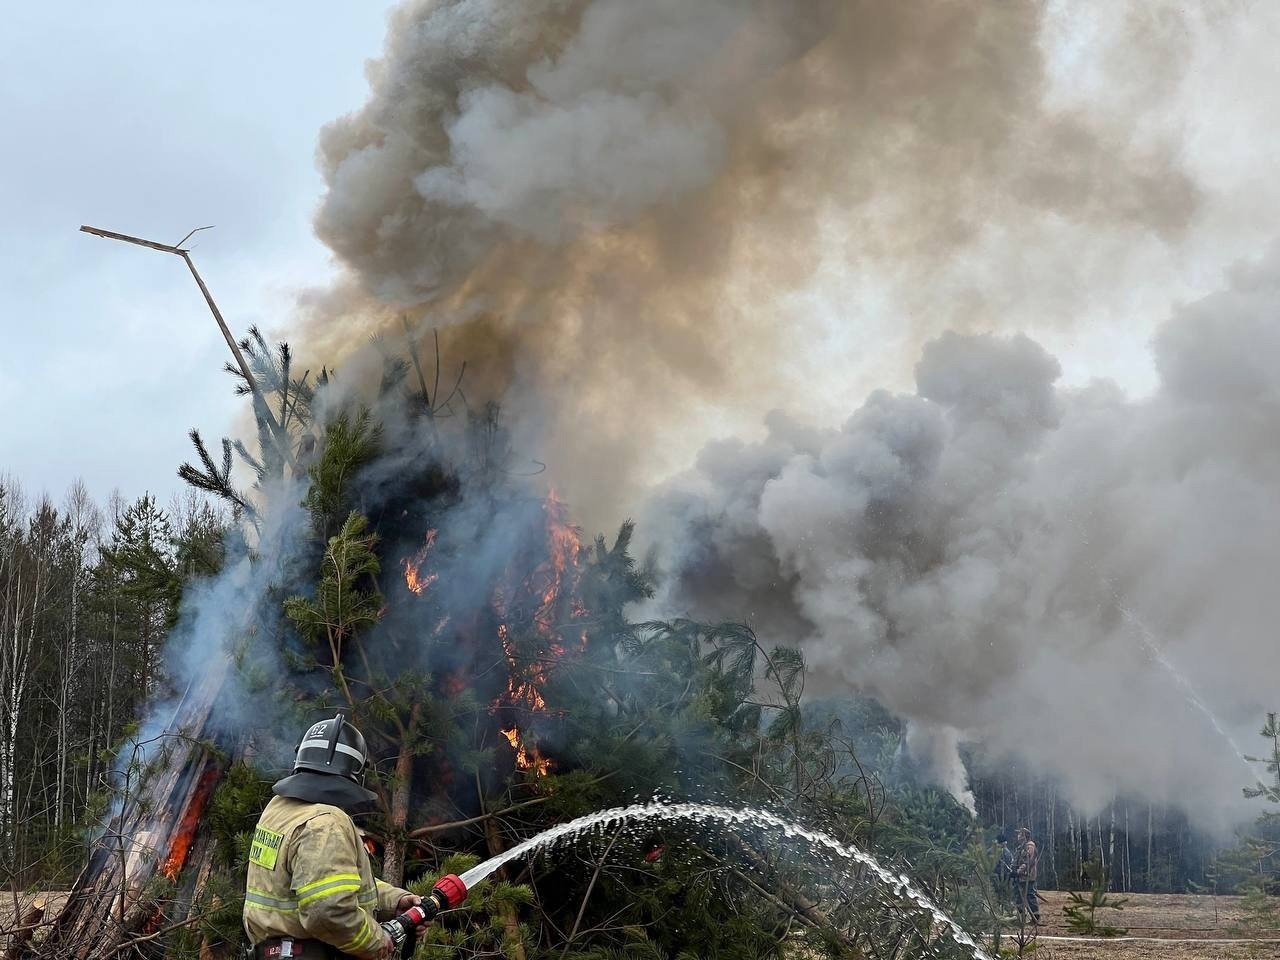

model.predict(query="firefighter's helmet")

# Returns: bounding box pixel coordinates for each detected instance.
[293,712,369,783]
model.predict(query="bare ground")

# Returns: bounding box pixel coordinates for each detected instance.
[0,892,70,954]
[5,890,1279,959]
[991,891,1280,960]
[0,891,70,923]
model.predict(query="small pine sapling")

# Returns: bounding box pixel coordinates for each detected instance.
[1062,855,1127,937]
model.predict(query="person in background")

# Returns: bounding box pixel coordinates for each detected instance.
[1012,826,1041,925]
[992,829,1016,907]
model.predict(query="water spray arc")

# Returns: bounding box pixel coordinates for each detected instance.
[1112,597,1256,781]
[457,801,994,960]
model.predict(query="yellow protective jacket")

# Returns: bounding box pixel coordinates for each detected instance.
[243,796,410,958]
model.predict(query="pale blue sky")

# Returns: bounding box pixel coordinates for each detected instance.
[0,3,393,508]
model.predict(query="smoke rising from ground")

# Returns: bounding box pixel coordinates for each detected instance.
[305,0,1202,524]
[647,254,1280,826]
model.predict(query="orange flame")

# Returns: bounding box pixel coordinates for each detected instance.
[533,491,584,635]
[497,623,549,711]
[500,725,552,776]
[403,529,439,594]
[161,761,221,881]
[404,564,438,594]
[489,493,592,775]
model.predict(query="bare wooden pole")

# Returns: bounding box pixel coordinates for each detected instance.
[79,223,293,468]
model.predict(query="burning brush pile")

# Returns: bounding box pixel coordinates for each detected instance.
[44,336,938,959]
[40,349,689,958]
[260,384,663,895]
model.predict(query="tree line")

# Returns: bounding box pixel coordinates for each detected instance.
[0,478,223,886]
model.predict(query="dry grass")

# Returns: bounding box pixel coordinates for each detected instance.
[1030,944,1277,959]
[1037,890,1253,938]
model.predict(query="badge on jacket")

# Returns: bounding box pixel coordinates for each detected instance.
[251,826,285,870]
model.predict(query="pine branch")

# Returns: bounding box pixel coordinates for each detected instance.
[177,429,254,520]
[231,439,266,483]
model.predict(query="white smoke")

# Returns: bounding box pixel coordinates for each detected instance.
[647,251,1280,828]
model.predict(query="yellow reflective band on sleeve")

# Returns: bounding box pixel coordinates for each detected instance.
[297,882,361,908]
[339,915,378,955]
[297,872,362,895]
[244,889,299,913]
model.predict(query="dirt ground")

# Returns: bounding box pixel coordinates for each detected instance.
[0,892,70,953]
[4,890,1278,958]
[991,891,1280,959]
[0,890,70,923]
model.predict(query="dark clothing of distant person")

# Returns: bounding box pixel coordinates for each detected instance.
[993,837,1017,906]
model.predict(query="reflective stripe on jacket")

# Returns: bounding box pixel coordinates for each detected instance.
[243,796,409,958]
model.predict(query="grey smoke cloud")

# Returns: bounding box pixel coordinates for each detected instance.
[304,0,1201,527]
[647,254,1280,827]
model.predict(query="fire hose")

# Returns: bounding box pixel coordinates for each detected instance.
[380,874,468,959]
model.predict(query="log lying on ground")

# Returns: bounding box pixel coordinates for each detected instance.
[4,901,47,960]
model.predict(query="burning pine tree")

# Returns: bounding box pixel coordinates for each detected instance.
[284,403,645,864]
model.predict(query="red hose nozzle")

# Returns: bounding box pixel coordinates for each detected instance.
[431,874,467,910]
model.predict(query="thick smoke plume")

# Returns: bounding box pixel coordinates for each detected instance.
[648,258,1280,827]
[305,0,1199,525]
[293,0,1274,824]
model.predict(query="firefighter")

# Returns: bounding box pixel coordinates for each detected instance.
[244,713,467,960]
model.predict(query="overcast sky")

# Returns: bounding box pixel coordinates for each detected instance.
[0,3,392,509]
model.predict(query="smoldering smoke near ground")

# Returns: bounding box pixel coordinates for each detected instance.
[292,0,1276,823]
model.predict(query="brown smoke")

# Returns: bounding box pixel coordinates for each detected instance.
[301,0,1199,527]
